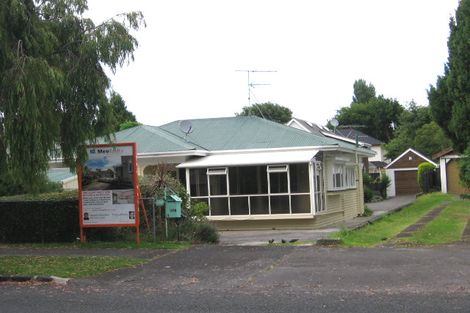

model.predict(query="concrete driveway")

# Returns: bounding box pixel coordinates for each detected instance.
[2,244,470,313]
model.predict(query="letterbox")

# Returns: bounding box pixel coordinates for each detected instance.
[165,194,182,218]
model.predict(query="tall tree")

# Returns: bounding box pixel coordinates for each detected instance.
[109,92,137,132]
[334,80,403,143]
[429,0,470,152]
[352,79,376,104]
[237,102,293,124]
[0,0,145,193]
[385,104,451,160]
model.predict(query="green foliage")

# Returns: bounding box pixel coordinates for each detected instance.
[0,0,145,193]
[0,190,77,201]
[352,79,376,104]
[429,0,470,153]
[329,193,453,247]
[139,165,218,243]
[110,92,137,132]
[385,102,451,160]
[458,146,470,189]
[364,186,374,203]
[237,102,293,124]
[334,80,403,143]
[0,255,145,278]
[417,162,436,193]
[119,121,141,131]
[191,223,219,244]
[378,174,391,199]
[361,206,373,217]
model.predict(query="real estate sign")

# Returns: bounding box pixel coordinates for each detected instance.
[78,143,139,241]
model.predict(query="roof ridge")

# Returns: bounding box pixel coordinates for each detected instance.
[140,125,203,151]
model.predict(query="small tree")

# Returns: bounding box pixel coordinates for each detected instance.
[417,162,436,193]
[459,146,470,190]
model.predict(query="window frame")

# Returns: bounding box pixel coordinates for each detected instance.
[190,163,312,217]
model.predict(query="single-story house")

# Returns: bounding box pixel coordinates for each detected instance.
[385,148,437,197]
[434,148,470,195]
[53,116,375,230]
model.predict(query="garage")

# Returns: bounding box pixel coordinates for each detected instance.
[385,148,437,197]
[394,170,420,195]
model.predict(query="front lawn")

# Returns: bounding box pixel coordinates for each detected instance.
[399,199,470,245]
[0,255,145,278]
[329,193,455,247]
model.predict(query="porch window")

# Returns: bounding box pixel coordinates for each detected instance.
[189,163,312,216]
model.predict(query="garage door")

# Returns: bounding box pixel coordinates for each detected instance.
[394,170,420,195]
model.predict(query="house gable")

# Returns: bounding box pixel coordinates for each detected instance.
[386,148,436,169]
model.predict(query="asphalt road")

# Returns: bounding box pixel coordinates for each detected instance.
[2,244,470,312]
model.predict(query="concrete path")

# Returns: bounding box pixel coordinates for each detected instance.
[219,195,416,246]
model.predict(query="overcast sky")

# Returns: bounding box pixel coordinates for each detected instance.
[86,0,460,127]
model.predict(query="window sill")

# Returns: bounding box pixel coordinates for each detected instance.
[327,187,357,193]
[207,213,315,221]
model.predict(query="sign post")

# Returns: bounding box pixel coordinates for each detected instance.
[78,143,140,244]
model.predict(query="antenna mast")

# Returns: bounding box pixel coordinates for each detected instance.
[236,69,277,107]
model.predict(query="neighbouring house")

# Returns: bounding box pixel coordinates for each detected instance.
[333,127,388,174]
[385,148,437,197]
[286,118,386,175]
[52,116,374,230]
[46,167,78,190]
[434,148,470,195]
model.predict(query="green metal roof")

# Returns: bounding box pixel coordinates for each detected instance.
[110,116,372,155]
[100,125,203,153]
[160,116,362,151]
[47,168,76,183]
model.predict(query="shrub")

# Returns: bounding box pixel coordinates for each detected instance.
[417,162,436,193]
[0,197,79,243]
[459,146,470,189]
[378,174,391,199]
[364,187,373,203]
[192,223,219,244]
[361,206,373,217]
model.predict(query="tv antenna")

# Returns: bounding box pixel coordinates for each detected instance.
[236,69,277,107]
[178,120,193,140]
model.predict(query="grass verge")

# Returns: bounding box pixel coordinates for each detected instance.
[329,193,454,247]
[3,241,191,250]
[0,255,145,278]
[399,199,470,245]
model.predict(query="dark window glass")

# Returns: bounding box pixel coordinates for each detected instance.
[270,195,289,214]
[269,172,288,193]
[229,166,268,195]
[178,168,186,186]
[209,175,227,195]
[190,169,207,196]
[230,197,249,215]
[289,163,309,193]
[291,195,310,213]
[210,197,229,215]
[250,196,269,214]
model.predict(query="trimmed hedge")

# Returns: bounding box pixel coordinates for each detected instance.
[0,199,79,243]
